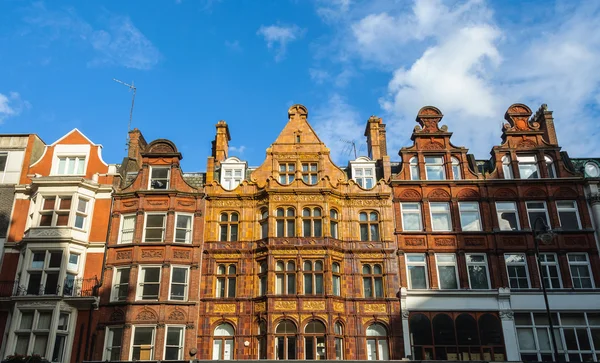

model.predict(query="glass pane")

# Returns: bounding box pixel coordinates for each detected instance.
[147,215,165,227]
[438,266,458,289]
[59,198,71,210]
[49,251,62,268]
[409,266,427,289]
[468,265,489,289]
[517,328,536,350]
[33,334,48,355]
[20,312,34,329]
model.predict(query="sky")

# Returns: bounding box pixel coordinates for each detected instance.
[1,0,600,171]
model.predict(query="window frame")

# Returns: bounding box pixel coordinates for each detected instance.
[458,202,482,232]
[504,253,530,289]
[451,157,461,180]
[330,209,339,239]
[219,212,239,242]
[276,208,296,238]
[118,214,136,244]
[142,213,167,243]
[332,262,341,296]
[164,325,185,361]
[538,253,562,289]
[400,202,422,231]
[303,260,324,295]
[279,163,296,185]
[567,253,595,289]
[221,167,244,190]
[302,207,322,237]
[38,195,72,228]
[517,155,539,179]
[148,166,170,190]
[111,267,130,302]
[406,253,429,289]
[302,162,318,185]
[465,253,491,289]
[174,213,193,243]
[275,260,296,295]
[129,325,157,361]
[545,155,556,178]
[359,211,380,241]
[362,263,384,298]
[215,263,237,298]
[556,200,582,230]
[26,249,63,296]
[353,166,376,189]
[502,155,513,179]
[103,326,124,361]
[496,201,520,231]
[424,155,446,180]
[136,266,162,301]
[409,156,420,180]
[525,201,550,229]
[429,202,452,232]
[55,155,87,176]
[168,265,189,301]
[435,254,459,290]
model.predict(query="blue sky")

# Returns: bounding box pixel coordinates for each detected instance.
[1,0,600,171]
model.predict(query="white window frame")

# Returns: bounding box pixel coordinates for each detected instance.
[525,201,550,229]
[567,253,595,288]
[221,168,244,190]
[143,213,167,243]
[465,253,491,289]
[435,253,459,289]
[148,166,170,190]
[37,195,73,227]
[458,202,482,231]
[406,253,428,289]
[451,157,461,180]
[118,214,136,244]
[168,265,189,301]
[539,253,562,289]
[496,201,520,231]
[129,325,157,361]
[424,155,446,180]
[103,326,124,361]
[350,158,377,189]
[409,156,419,180]
[26,249,64,296]
[545,155,556,178]
[400,202,422,231]
[504,253,530,289]
[517,155,539,179]
[174,213,193,243]
[502,154,513,179]
[429,202,452,231]
[111,267,130,302]
[73,197,89,230]
[556,200,582,230]
[164,325,185,361]
[136,266,162,301]
[55,155,87,175]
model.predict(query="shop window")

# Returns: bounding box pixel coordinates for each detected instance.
[366,323,389,360]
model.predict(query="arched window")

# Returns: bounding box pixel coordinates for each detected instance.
[330,209,339,239]
[478,314,503,346]
[260,209,268,239]
[366,323,389,360]
[359,212,380,241]
[332,262,341,296]
[305,321,327,360]
[409,156,420,180]
[502,155,513,179]
[275,320,297,360]
[302,208,322,237]
[432,314,456,359]
[362,264,384,298]
[276,208,295,237]
[257,321,267,359]
[213,323,234,360]
[259,262,268,296]
[334,322,344,360]
[456,314,479,346]
[409,314,433,360]
[303,260,323,295]
[545,155,556,178]
[219,213,239,241]
[276,260,296,295]
[451,157,461,180]
[216,264,236,298]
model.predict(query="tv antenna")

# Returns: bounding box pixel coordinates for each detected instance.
[340,139,357,159]
[113,78,137,149]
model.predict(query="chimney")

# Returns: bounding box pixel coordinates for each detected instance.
[127,128,147,164]
[364,116,387,161]
[206,120,231,183]
[534,104,558,146]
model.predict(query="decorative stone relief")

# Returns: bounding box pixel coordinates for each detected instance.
[405,238,425,246]
[333,302,344,312]
[499,310,514,320]
[141,250,163,258]
[213,304,236,313]
[274,301,297,310]
[363,304,387,313]
[400,189,421,200]
[303,301,325,311]
[110,309,125,322]
[173,250,191,259]
[465,238,484,246]
[435,238,455,246]
[168,309,186,321]
[255,302,266,313]
[428,189,451,200]
[136,309,157,321]
[116,250,132,260]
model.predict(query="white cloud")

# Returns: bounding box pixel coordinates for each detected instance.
[0,92,30,124]
[257,24,305,62]
[229,145,246,155]
[309,68,330,84]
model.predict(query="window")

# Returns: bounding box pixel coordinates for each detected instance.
[545,156,556,178]
[149,167,169,189]
[169,266,189,301]
[436,254,458,289]
[213,323,234,360]
[276,260,296,295]
[258,321,267,360]
[131,326,155,360]
[303,260,323,295]
[425,156,446,180]
[568,253,594,288]
[111,267,130,302]
[27,250,62,295]
[556,201,581,230]
[526,201,549,229]
[39,196,71,227]
[260,209,268,239]
[363,264,384,297]
[222,168,243,190]
[585,161,600,177]
[64,253,79,296]
[496,202,520,231]
[332,262,341,296]
[401,203,422,231]
[304,321,327,360]
[539,253,562,289]
[175,214,193,243]
[459,202,482,231]
[502,155,513,179]
[144,214,166,242]
[279,163,295,184]
[259,262,268,295]
[13,310,69,358]
[451,157,461,180]
[466,254,490,289]
[334,322,344,360]
[219,213,239,242]
[103,327,123,361]
[302,163,318,184]
[164,326,184,360]
[57,156,85,175]
[366,323,389,360]
[406,254,428,289]
[137,266,161,300]
[330,209,339,238]
[359,212,380,241]
[216,264,237,298]
[0,152,6,172]
[74,198,89,230]
[430,202,452,231]
[354,167,375,188]
[276,208,295,237]
[302,208,322,237]
[505,253,530,289]
[119,214,136,244]
[275,320,297,360]
[409,156,420,180]
[53,313,69,362]
[518,155,539,179]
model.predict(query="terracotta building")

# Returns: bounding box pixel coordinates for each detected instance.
[0,129,116,363]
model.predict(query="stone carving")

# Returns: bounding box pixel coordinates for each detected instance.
[168,309,186,321]
[136,309,157,321]
[405,238,425,246]
[428,189,451,200]
[178,200,194,207]
[517,140,537,149]
[255,302,266,313]
[400,189,421,200]
[141,250,163,258]
[274,301,297,310]
[494,188,517,199]
[123,201,138,207]
[499,311,514,320]
[173,250,190,259]
[401,309,410,319]
[416,106,444,133]
[357,253,384,259]
[148,140,176,153]
[457,189,480,199]
[524,187,546,198]
[213,304,236,313]
[554,187,578,199]
[435,238,455,246]
[303,301,325,311]
[147,200,168,206]
[110,309,125,322]
[363,304,387,313]
[504,104,537,132]
[503,237,523,246]
[211,253,241,259]
[422,141,444,150]
[333,302,344,312]
[465,238,484,246]
[565,236,587,246]
[28,228,71,238]
[116,250,132,260]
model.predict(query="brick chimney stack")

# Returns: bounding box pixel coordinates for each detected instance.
[364,115,391,180]
[127,128,147,165]
[206,120,231,183]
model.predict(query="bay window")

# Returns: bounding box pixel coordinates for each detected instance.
[174,213,193,243]
[169,266,189,301]
[118,214,136,244]
[302,207,322,237]
[303,260,323,295]
[27,250,62,295]
[276,260,296,295]
[359,211,380,241]
[362,263,384,297]
[216,264,237,298]
[276,208,295,237]
[219,212,239,242]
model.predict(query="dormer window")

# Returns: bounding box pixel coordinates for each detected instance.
[409,157,419,180]
[149,167,170,189]
[451,157,461,180]
[425,156,445,180]
[302,163,318,185]
[350,157,376,188]
[517,155,539,179]
[545,156,556,178]
[279,163,295,185]
[220,157,247,190]
[57,156,86,175]
[502,155,513,179]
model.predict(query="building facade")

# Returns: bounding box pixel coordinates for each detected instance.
[0,129,115,363]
